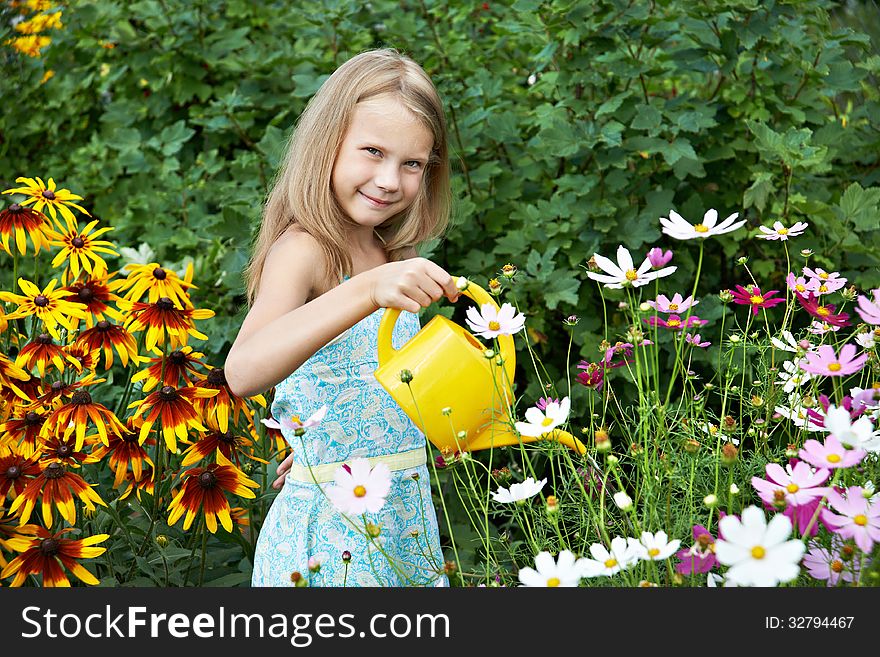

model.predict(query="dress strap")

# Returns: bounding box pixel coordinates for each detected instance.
[286,446,427,484]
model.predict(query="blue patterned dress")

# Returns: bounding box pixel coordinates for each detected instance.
[251,302,448,587]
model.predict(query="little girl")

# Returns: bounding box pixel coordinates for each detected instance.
[225,48,460,587]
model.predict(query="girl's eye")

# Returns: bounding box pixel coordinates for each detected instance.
[364,147,381,156]
[405,161,423,170]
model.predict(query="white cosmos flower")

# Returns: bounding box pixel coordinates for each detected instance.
[587,245,676,289]
[261,405,328,433]
[775,360,813,394]
[855,331,876,349]
[757,220,809,241]
[714,506,805,587]
[707,572,736,587]
[515,397,571,437]
[824,405,880,452]
[774,392,823,431]
[518,550,585,587]
[491,476,547,503]
[627,531,681,561]
[770,330,811,354]
[579,537,642,577]
[465,302,526,339]
[325,458,392,515]
[660,209,746,240]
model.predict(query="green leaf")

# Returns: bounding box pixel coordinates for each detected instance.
[658,138,698,166]
[631,104,662,132]
[836,183,880,231]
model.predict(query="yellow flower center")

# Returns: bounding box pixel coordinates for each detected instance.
[831,560,844,573]
[694,224,709,233]
[819,272,829,279]
[541,417,555,427]
[795,284,805,292]
[786,483,799,493]
[750,295,765,305]
[648,548,660,557]
[827,453,841,463]
[777,227,788,235]
[819,284,828,293]
[817,306,830,316]
[604,558,617,568]
[828,363,842,372]
[488,321,500,331]
[353,485,367,498]
[669,303,679,310]
[546,577,560,587]
[854,515,867,526]
[751,546,766,559]
[667,319,681,328]
[625,269,638,281]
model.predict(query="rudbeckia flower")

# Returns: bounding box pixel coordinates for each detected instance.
[74,320,141,370]
[9,461,106,527]
[326,458,392,515]
[660,208,746,240]
[0,277,88,341]
[0,453,42,500]
[190,367,266,434]
[0,410,48,459]
[180,421,265,469]
[61,265,126,329]
[464,302,525,339]
[115,261,197,308]
[128,384,219,452]
[46,215,118,283]
[0,527,108,587]
[167,451,259,533]
[0,202,54,256]
[14,333,82,377]
[0,353,35,403]
[121,297,214,351]
[43,386,127,450]
[2,176,90,226]
[586,245,676,289]
[518,550,585,587]
[131,345,206,392]
[514,397,570,438]
[36,433,99,469]
[89,418,155,488]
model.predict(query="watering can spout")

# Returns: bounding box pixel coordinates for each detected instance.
[465,427,586,455]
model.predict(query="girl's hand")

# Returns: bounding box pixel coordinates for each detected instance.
[367,257,460,313]
[272,453,295,490]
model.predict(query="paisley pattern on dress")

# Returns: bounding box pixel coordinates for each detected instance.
[251,303,448,587]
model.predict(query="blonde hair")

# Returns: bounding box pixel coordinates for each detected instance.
[244,48,451,306]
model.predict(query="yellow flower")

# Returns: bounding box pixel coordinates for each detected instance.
[14,11,63,34]
[5,35,51,57]
[115,261,197,308]
[2,177,90,226]
[47,215,119,283]
[0,278,88,341]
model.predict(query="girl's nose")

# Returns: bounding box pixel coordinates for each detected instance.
[374,162,400,192]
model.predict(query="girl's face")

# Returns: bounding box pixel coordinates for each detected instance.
[331,94,433,235]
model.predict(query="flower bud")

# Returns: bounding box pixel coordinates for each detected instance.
[729,483,740,495]
[399,369,414,384]
[736,256,748,265]
[728,334,741,343]
[563,315,580,326]
[365,522,381,538]
[772,489,787,510]
[483,349,495,359]
[606,454,619,466]
[721,443,738,465]
[639,302,652,312]
[155,535,168,548]
[501,263,517,279]
[613,491,633,511]
[441,407,452,416]
[545,495,559,516]
[751,395,764,407]
[718,289,734,303]
[488,278,502,295]
[455,276,470,292]
[308,557,321,573]
[341,550,352,563]
[703,494,718,508]
[842,285,858,301]
[444,561,458,575]
[290,571,308,587]
[800,249,813,257]
[594,427,611,452]
[618,301,629,310]
[586,256,599,272]
[684,438,701,454]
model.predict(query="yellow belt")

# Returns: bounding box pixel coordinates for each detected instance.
[286,446,427,484]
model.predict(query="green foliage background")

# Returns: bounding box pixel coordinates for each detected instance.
[3,0,879,400]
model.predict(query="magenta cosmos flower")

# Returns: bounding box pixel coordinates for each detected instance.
[751,461,831,536]
[799,435,866,471]
[856,289,880,325]
[800,344,868,377]
[730,285,785,316]
[794,292,850,327]
[821,486,880,554]
[646,247,673,268]
[674,524,718,574]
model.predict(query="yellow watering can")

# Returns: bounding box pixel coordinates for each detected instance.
[375,278,586,456]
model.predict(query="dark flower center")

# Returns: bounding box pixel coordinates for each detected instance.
[218,431,235,445]
[51,381,65,391]
[169,350,186,364]
[207,368,226,386]
[156,297,174,310]
[159,386,178,401]
[153,267,167,280]
[25,411,41,424]
[41,190,56,200]
[34,294,49,307]
[72,236,85,248]
[78,286,94,302]
[40,538,60,557]
[5,465,21,479]
[57,444,73,457]
[45,462,64,479]
[198,471,217,489]
[9,203,22,212]
[97,320,110,330]
[36,333,52,345]
[121,431,139,444]
[71,389,92,405]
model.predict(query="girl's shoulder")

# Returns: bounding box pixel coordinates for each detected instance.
[267,227,329,298]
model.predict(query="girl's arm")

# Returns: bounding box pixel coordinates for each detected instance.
[224,231,459,398]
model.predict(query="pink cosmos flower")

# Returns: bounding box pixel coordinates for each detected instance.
[798,435,866,471]
[794,292,850,328]
[535,397,560,411]
[647,292,698,314]
[326,458,392,515]
[807,320,841,335]
[821,486,880,554]
[855,289,880,325]
[802,536,859,587]
[786,272,812,296]
[685,333,711,348]
[730,285,785,316]
[261,406,328,435]
[643,314,707,331]
[674,524,718,574]
[646,247,673,268]
[803,267,847,294]
[800,344,868,377]
[751,461,831,536]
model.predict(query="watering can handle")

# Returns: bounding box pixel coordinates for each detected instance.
[377,277,515,370]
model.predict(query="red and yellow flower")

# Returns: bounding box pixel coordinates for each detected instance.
[0,353,32,403]
[61,343,100,374]
[167,451,259,533]
[47,215,119,282]
[0,410,47,459]
[2,176,90,225]
[74,320,140,370]
[118,467,154,502]
[61,265,126,329]
[0,453,42,500]
[0,202,53,255]
[42,386,127,450]
[9,460,106,527]
[36,433,99,469]
[1,526,108,587]
[130,345,205,392]
[127,384,218,452]
[181,420,266,469]
[121,297,214,352]
[0,277,88,341]
[115,261,197,308]
[15,333,82,377]
[89,418,154,488]
[190,366,265,433]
